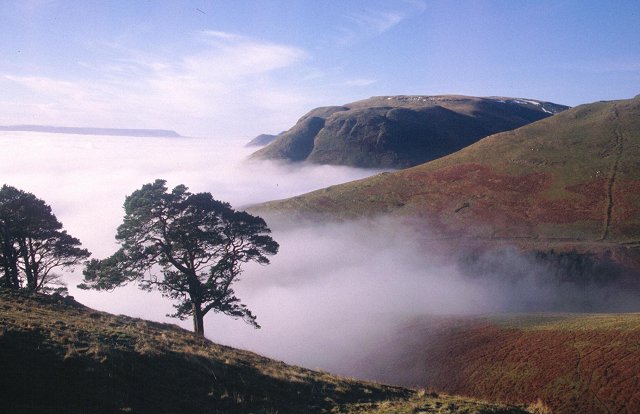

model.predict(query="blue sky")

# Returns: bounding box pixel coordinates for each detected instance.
[1,0,639,138]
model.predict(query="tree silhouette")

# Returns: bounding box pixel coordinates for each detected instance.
[79,179,279,336]
[0,185,90,292]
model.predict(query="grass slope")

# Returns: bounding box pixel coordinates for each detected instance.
[358,313,640,414]
[0,290,529,414]
[252,96,640,267]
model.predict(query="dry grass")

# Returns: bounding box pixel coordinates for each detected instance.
[251,96,640,270]
[361,313,640,414]
[491,312,640,331]
[0,290,530,413]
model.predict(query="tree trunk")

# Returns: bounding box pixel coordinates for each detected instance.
[2,250,20,289]
[192,302,205,336]
[1,234,20,289]
[18,239,37,291]
[0,224,20,289]
[1,266,13,288]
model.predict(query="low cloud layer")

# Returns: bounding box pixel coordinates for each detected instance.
[196,218,640,375]
[2,131,638,378]
[0,132,381,256]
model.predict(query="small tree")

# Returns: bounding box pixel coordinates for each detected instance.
[79,179,279,336]
[0,186,21,289]
[0,185,91,293]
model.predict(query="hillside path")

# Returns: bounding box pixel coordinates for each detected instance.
[601,104,624,241]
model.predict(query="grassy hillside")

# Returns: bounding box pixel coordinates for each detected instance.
[250,95,567,168]
[247,96,640,414]
[251,96,640,267]
[0,290,530,414]
[356,313,640,414]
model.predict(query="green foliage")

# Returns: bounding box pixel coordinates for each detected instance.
[80,179,279,335]
[0,184,90,293]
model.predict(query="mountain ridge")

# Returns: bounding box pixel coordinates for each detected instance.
[250,95,640,268]
[0,125,183,137]
[250,95,568,168]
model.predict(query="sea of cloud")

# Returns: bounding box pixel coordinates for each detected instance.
[0,131,403,367]
[0,131,382,254]
[2,131,638,379]
[0,131,487,374]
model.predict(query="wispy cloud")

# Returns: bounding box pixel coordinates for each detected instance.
[335,0,426,46]
[4,75,85,100]
[349,9,404,34]
[196,31,307,75]
[342,78,377,87]
[0,32,312,137]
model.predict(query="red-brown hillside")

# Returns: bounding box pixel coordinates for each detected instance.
[356,314,640,414]
[252,96,640,269]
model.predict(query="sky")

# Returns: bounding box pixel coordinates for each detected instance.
[1,0,639,138]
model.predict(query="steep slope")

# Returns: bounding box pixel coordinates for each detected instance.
[356,313,640,414]
[252,96,640,266]
[250,95,567,168]
[0,290,528,414]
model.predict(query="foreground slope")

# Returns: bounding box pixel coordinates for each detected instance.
[0,290,528,414]
[357,314,640,414]
[250,95,567,168]
[252,96,640,267]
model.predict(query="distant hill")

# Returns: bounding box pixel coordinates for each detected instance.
[245,132,283,147]
[0,290,529,414]
[250,96,640,269]
[355,313,640,414]
[249,95,568,168]
[0,125,183,137]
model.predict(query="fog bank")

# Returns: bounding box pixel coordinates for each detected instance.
[2,131,639,378]
[0,131,382,257]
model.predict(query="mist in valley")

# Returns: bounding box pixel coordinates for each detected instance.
[1,131,639,380]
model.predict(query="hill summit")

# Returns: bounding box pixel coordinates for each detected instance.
[250,95,568,168]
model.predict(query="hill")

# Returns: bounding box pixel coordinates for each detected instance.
[249,95,568,168]
[355,313,640,414]
[250,96,640,268]
[0,290,530,414]
[0,125,183,137]
[245,132,282,147]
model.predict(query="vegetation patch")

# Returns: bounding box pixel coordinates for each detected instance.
[357,313,640,414]
[250,96,640,271]
[0,290,531,413]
